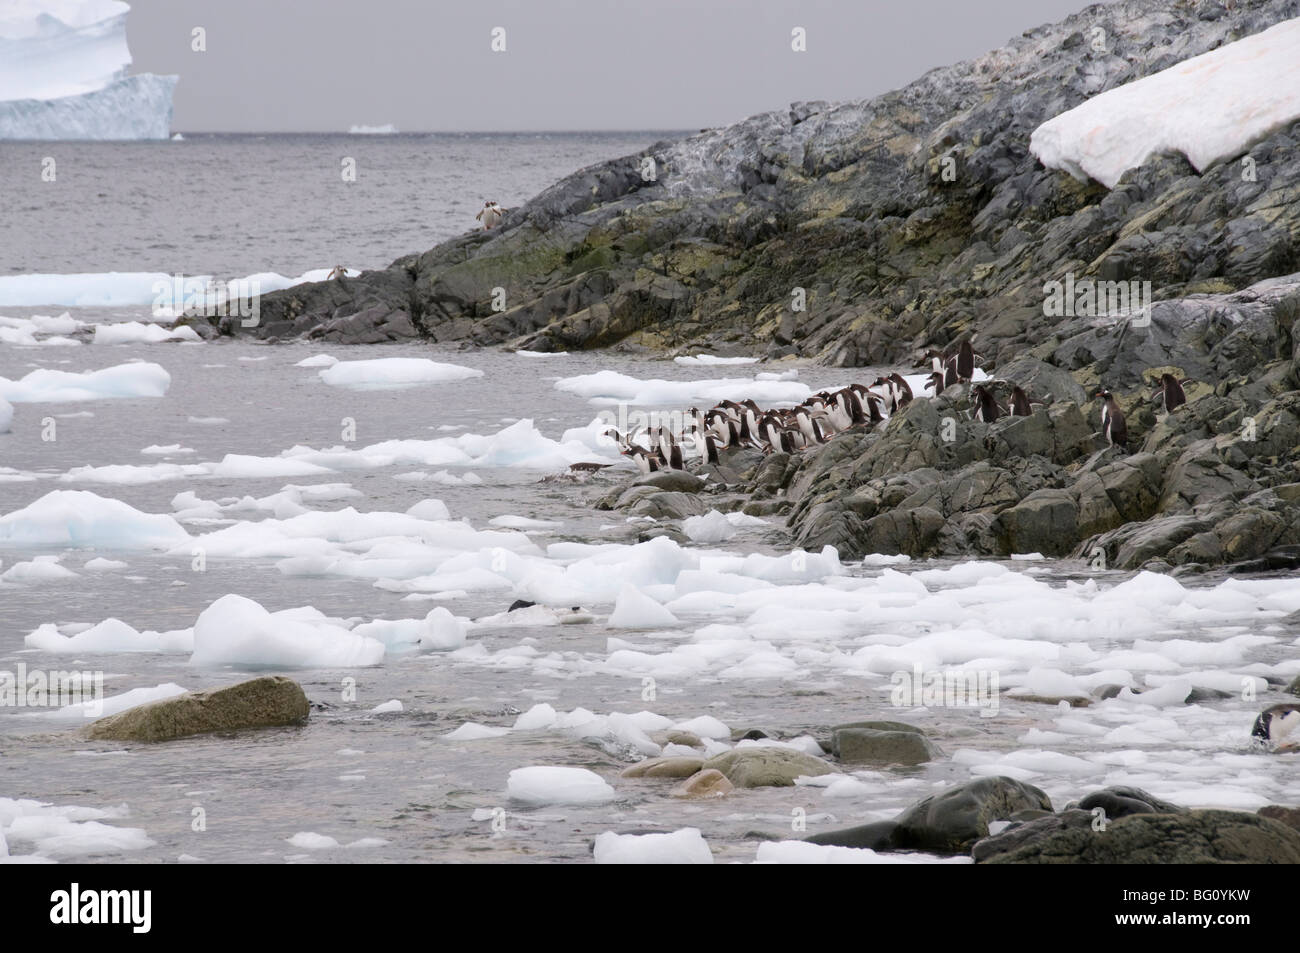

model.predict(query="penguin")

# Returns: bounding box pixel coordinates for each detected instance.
[1252,703,1300,750]
[1152,373,1189,413]
[887,372,913,407]
[327,265,349,281]
[1009,385,1046,417]
[622,445,660,474]
[970,383,1005,422]
[1096,390,1129,451]
[475,201,506,230]
[943,355,960,390]
[955,339,976,382]
[920,349,947,374]
[923,371,945,396]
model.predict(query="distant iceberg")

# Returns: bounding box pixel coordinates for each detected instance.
[349,124,398,135]
[0,0,177,140]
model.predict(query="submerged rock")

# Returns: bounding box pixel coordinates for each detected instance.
[703,747,839,788]
[672,769,734,799]
[83,676,310,743]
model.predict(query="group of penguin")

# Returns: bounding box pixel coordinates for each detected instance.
[606,340,1027,474]
[605,335,1197,475]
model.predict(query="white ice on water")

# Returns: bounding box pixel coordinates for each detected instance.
[0,361,169,402]
[0,796,154,861]
[593,828,714,864]
[1031,18,1300,189]
[506,766,617,806]
[0,268,354,308]
[317,357,484,390]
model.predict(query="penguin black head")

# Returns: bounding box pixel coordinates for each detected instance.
[1253,703,1300,747]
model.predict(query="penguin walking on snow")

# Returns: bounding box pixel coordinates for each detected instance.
[1096,390,1128,451]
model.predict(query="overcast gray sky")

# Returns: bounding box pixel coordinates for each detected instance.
[126,0,1099,132]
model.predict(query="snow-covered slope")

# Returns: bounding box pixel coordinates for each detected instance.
[0,0,176,140]
[1031,17,1300,189]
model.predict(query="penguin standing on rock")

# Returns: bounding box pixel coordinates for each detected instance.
[1152,373,1189,413]
[1096,390,1128,451]
[1252,703,1300,751]
[1009,385,1048,417]
[970,383,1006,422]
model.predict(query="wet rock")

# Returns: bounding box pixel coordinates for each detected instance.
[808,776,1052,855]
[83,676,309,743]
[1287,675,1300,698]
[634,471,707,493]
[663,730,703,747]
[672,769,734,799]
[832,727,940,766]
[621,756,705,779]
[703,747,839,788]
[978,809,1300,864]
[1257,805,1300,833]
[627,491,708,521]
[1071,785,1187,819]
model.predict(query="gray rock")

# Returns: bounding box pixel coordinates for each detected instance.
[808,776,1052,855]
[703,747,840,788]
[978,809,1300,864]
[833,727,940,766]
[83,676,309,743]
[1072,785,1187,819]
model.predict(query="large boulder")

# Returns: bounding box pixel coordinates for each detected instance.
[703,747,839,788]
[807,776,1052,854]
[977,809,1300,864]
[83,676,310,743]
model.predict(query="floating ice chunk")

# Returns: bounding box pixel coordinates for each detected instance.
[33,682,188,724]
[286,832,338,849]
[25,618,192,654]
[84,557,127,571]
[444,722,510,740]
[190,594,385,668]
[140,444,193,455]
[1007,667,1089,699]
[420,607,467,651]
[0,362,170,402]
[506,766,616,806]
[93,322,200,344]
[594,828,714,864]
[405,499,451,521]
[318,358,483,390]
[672,716,730,739]
[1031,19,1300,189]
[738,545,842,582]
[682,510,736,543]
[862,553,911,566]
[295,354,338,367]
[513,703,558,730]
[1,554,78,582]
[608,584,679,629]
[0,490,189,549]
[370,699,403,714]
[1119,678,1194,707]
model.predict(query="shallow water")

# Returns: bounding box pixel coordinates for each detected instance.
[2,333,1299,864]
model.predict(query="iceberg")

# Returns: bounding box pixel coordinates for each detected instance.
[0,1,177,140]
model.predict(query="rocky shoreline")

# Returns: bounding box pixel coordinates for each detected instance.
[179,0,1300,576]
